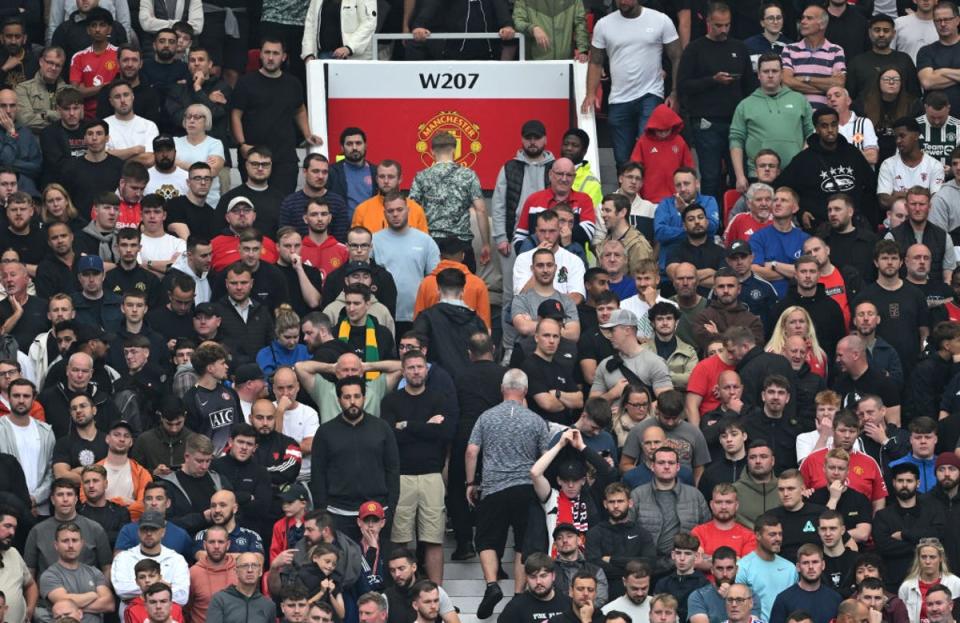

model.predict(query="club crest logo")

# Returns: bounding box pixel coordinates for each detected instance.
[416,111,482,168]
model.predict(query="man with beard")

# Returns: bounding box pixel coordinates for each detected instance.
[211,421,274,538]
[38,86,85,187]
[104,81,159,167]
[665,204,725,292]
[552,523,609,607]
[231,39,322,195]
[848,15,920,98]
[380,349,452,583]
[216,147,282,238]
[889,188,955,284]
[95,46,161,124]
[689,548,761,623]
[164,236,210,301]
[186,525,236,623]
[925,453,960,513]
[140,29,189,134]
[851,301,903,388]
[723,242,777,334]
[310,376,399,542]
[268,509,363,596]
[39,523,114,623]
[769,544,842,623]
[278,154,348,241]
[164,162,217,241]
[146,136,188,200]
[834,336,904,427]
[802,235,860,328]
[53,394,109,484]
[734,515,797,621]
[192,489,264,562]
[823,195,878,286]
[690,485,756,563]
[383,549,459,623]
[770,255,846,359]
[601,561,651,623]
[692,270,764,350]
[873,463,947,588]
[112,510,190,611]
[182,342,240,455]
[300,198,348,281]
[77,464,130,547]
[352,161,429,235]
[549,572,605,623]
[245,402,301,496]
[321,226,397,318]
[328,127,376,219]
[498,553,571,623]
[585,483,656,599]
[0,506,37,623]
[0,379,54,513]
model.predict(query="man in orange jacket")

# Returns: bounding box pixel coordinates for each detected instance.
[80,419,152,520]
[352,161,429,234]
[414,237,491,330]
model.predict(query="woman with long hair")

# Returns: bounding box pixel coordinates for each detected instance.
[40,184,85,231]
[899,538,960,623]
[766,306,828,377]
[256,305,311,378]
[612,384,653,450]
[857,67,922,161]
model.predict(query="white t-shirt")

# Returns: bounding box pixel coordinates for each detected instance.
[105,461,134,500]
[106,115,159,153]
[894,14,938,61]
[277,402,320,481]
[146,167,189,200]
[591,7,678,103]
[877,152,945,196]
[839,112,879,151]
[621,294,677,338]
[10,419,40,491]
[513,246,587,298]
[140,233,187,265]
[175,135,225,207]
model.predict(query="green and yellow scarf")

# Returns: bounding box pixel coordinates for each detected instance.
[338,315,380,379]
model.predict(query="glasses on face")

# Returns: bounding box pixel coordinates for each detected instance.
[0,369,16,378]
[626,401,649,409]
[935,16,958,23]
[554,172,575,179]
[881,77,901,83]
[185,113,205,121]
[725,597,749,605]
[348,243,371,249]
[764,15,783,21]
[248,161,272,169]
[190,176,214,183]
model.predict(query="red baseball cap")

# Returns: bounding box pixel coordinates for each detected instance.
[358,500,384,520]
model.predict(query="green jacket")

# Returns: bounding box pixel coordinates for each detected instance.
[513,0,590,61]
[14,74,65,132]
[641,337,698,390]
[729,86,813,178]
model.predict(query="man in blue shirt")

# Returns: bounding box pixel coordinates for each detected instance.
[749,187,810,297]
[688,547,763,623]
[654,167,721,277]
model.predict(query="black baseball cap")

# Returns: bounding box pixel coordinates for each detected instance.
[727,240,753,257]
[521,120,546,138]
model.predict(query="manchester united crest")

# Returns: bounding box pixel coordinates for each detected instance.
[416,111,482,168]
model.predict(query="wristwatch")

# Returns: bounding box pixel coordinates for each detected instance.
[555,389,562,399]
[771,261,778,274]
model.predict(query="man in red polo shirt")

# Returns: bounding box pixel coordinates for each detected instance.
[512,157,596,252]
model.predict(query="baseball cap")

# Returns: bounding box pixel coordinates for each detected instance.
[139,510,166,529]
[599,308,638,329]
[537,299,566,321]
[280,483,309,504]
[727,240,753,257]
[521,120,546,138]
[193,302,220,318]
[110,420,134,434]
[556,461,587,481]
[153,135,175,151]
[77,255,104,274]
[552,522,580,539]
[233,363,263,385]
[343,261,373,277]
[226,196,254,212]
[75,325,113,344]
[358,500,385,520]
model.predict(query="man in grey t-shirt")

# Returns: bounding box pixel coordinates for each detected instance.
[465,368,554,619]
[620,389,712,481]
[38,522,113,623]
[590,309,673,400]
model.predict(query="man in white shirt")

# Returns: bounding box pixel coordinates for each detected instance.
[272,366,318,483]
[139,195,187,278]
[111,510,190,618]
[878,117,945,212]
[513,210,586,304]
[145,136,188,200]
[894,0,938,61]
[0,379,54,515]
[105,81,158,167]
[827,86,879,165]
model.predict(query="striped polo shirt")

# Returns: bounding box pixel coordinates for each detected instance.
[781,37,846,109]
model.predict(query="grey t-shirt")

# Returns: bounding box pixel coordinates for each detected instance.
[38,562,107,623]
[591,350,673,395]
[468,400,553,497]
[505,290,579,350]
[622,418,712,468]
[24,515,112,577]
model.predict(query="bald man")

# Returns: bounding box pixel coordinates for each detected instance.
[295,352,402,423]
[724,584,757,623]
[192,490,264,564]
[835,599,870,623]
[620,424,696,488]
[834,335,902,425]
[207,552,275,623]
[273,366,319,483]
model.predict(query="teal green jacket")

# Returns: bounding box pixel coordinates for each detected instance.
[729,86,814,177]
[513,0,590,61]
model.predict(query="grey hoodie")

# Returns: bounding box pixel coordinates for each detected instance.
[205,585,275,623]
[931,178,960,247]
[491,148,556,244]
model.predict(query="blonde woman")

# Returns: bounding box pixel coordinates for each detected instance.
[899,538,960,623]
[175,103,225,207]
[40,184,84,231]
[765,306,828,378]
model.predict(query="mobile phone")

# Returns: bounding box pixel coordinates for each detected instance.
[601,450,611,458]
[729,73,741,78]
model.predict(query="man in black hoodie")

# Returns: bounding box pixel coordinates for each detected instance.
[412,268,487,378]
[776,107,877,231]
[769,255,847,359]
[585,482,656,598]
